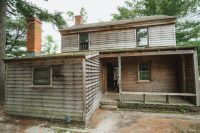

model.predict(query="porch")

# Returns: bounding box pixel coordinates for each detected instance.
[100,46,199,106]
[100,92,195,107]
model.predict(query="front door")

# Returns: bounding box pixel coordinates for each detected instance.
[107,63,119,92]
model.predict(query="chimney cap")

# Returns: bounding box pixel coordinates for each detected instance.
[27,17,42,24]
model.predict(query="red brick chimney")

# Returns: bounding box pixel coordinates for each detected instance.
[26,17,42,56]
[75,15,83,25]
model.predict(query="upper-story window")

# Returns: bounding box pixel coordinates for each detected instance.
[136,28,149,47]
[79,33,89,50]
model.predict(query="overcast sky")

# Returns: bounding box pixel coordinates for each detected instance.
[27,0,125,51]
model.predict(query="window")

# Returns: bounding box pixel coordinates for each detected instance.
[138,63,150,81]
[79,33,89,50]
[136,28,148,47]
[33,67,51,85]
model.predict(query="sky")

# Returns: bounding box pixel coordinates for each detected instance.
[26,0,125,51]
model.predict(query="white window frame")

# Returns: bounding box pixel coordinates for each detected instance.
[138,62,151,81]
[136,27,149,47]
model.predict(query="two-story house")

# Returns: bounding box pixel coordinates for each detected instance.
[4,15,199,123]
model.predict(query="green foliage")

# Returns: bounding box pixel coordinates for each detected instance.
[6,15,26,57]
[6,0,67,57]
[80,7,88,23]
[42,35,58,55]
[10,0,66,27]
[112,0,200,20]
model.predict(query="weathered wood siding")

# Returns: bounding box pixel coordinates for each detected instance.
[85,56,102,121]
[149,24,176,47]
[89,29,136,50]
[6,58,84,121]
[121,55,179,92]
[61,34,79,52]
[61,24,176,52]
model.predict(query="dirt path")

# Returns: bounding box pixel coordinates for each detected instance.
[1,103,200,133]
[87,109,200,133]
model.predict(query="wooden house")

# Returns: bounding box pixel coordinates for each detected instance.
[4,15,199,123]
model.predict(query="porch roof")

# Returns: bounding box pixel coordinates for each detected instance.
[4,51,99,62]
[99,46,198,58]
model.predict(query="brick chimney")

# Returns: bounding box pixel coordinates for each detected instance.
[75,15,83,25]
[26,17,42,56]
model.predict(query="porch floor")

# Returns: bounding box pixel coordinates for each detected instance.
[101,92,195,106]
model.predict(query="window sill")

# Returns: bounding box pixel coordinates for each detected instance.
[136,80,151,83]
[31,85,53,89]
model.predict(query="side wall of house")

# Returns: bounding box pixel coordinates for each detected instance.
[149,24,176,47]
[61,34,79,52]
[89,29,136,50]
[6,58,84,121]
[121,55,179,92]
[85,56,102,121]
[61,24,176,52]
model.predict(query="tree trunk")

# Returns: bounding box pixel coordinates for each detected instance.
[0,0,6,102]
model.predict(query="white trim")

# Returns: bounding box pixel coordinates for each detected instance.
[85,53,99,59]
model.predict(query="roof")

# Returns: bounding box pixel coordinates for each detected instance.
[99,46,197,54]
[4,51,99,62]
[4,46,197,62]
[60,15,177,34]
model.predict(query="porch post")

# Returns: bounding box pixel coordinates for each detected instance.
[193,50,200,106]
[118,56,122,102]
[181,55,186,93]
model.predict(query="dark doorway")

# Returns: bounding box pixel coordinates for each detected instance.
[107,63,119,92]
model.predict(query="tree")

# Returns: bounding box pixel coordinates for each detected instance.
[42,35,58,55]
[6,0,67,57]
[6,15,26,57]
[0,0,7,102]
[112,0,200,20]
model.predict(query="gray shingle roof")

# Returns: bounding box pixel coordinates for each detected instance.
[60,15,177,31]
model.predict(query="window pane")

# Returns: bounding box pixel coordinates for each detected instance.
[80,33,89,50]
[137,28,148,46]
[33,67,50,85]
[139,63,150,80]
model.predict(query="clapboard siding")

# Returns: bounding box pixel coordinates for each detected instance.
[6,58,84,121]
[61,34,79,52]
[90,29,136,50]
[85,56,102,120]
[61,24,176,52]
[149,24,176,46]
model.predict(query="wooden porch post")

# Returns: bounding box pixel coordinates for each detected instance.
[118,56,122,102]
[181,55,186,93]
[193,50,200,106]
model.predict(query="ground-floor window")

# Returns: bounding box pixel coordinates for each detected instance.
[138,63,150,81]
[33,67,51,85]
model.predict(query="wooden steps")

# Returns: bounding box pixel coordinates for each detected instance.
[100,93,119,111]
[100,105,118,111]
